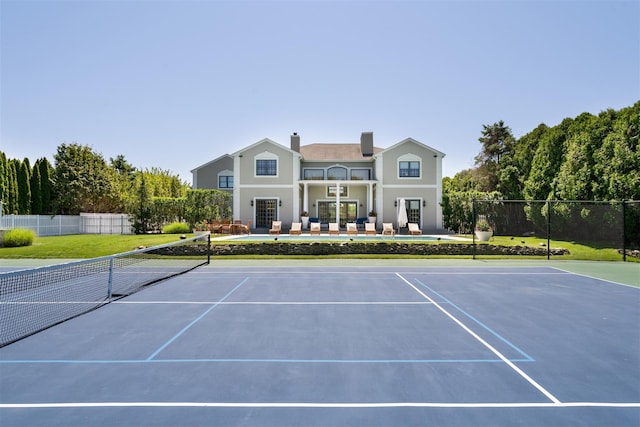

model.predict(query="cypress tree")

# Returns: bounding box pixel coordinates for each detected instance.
[17,161,31,214]
[38,158,53,214]
[31,161,43,214]
[7,161,18,214]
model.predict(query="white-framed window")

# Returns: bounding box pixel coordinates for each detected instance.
[303,169,324,180]
[327,166,348,180]
[218,170,234,189]
[255,151,278,177]
[350,169,370,180]
[398,154,422,178]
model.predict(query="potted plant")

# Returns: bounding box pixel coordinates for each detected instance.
[475,219,493,241]
[300,210,309,229]
[368,210,377,224]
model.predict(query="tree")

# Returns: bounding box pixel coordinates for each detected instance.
[6,161,18,214]
[474,121,515,191]
[53,143,115,214]
[30,163,42,214]
[37,158,54,214]
[0,152,6,213]
[17,160,31,214]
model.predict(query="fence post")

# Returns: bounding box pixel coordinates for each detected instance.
[472,199,476,260]
[622,200,627,262]
[207,233,211,264]
[547,200,551,260]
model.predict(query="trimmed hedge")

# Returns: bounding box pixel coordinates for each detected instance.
[3,228,35,247]
[162,222,192,234]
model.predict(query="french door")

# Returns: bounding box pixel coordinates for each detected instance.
[318,201,358,226]
[255,199,278,228]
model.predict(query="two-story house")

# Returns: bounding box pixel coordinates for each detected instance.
[191,132,445,232]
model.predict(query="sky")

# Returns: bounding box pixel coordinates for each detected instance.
[1,0,638,184]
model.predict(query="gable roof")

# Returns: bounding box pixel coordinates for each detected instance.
[300,143,383,161]
[379,138,446,158]
[190,153,233,173]
[231,138,300,157]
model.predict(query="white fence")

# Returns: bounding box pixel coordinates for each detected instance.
[0,213,133,236]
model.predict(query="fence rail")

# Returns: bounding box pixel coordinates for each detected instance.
[0,213,133,236]
[472,199,640,261]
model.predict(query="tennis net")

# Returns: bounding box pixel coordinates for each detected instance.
[0,234,210,347]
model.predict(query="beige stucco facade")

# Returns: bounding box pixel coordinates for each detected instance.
[191,133,445,232]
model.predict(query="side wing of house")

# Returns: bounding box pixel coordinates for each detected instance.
[190,154,234,191]
[376,138,445,231]
[232,139,300,228]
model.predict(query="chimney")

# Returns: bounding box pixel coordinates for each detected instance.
[291,132,300,152]
[360,132,373,157]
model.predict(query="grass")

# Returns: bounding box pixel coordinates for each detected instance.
[0,233,635,262]
[0,234,195,259]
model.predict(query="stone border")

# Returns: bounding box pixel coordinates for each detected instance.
[199,242,570,256]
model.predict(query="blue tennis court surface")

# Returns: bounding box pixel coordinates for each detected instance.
[1,265,638,426]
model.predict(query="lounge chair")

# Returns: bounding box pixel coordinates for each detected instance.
[382,223,395,236]
[269,221,282,235]
[310,222,321,235]
[408,223,422,235]
[290,222,302,235]
[208,220,221,233]
[346,223,358,236]
[220,219,231,234]
[328,223,340,235]
[239,220,251,234]
[364,222,377,235]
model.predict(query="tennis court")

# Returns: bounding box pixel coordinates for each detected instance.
[1,261,639,426]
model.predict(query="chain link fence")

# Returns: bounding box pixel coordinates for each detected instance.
[472,200,639,261]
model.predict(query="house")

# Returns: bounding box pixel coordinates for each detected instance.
[190,132,445,231]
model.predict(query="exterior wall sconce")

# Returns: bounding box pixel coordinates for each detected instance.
[250,200,253,207]
[394,200,397,207]
[279,200,282,207]
[423,200,426,207]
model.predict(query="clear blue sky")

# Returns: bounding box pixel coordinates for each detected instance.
[1,0,638,183]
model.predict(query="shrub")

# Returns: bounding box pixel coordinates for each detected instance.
[3,228,35,247]
[162,222,191,234]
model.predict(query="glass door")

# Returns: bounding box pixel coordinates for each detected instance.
[318,201,357,226]
[255,199,278,228]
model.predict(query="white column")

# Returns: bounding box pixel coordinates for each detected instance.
[335,181,341,225]
[303,182,309,213]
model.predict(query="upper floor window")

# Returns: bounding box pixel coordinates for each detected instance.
[255,151,279,177]
[398,154,421,178]
[218,175,233,189]
[256,159,277,176]
[327,166,347,180]
[304,169,324,180]
[350,169,370,180]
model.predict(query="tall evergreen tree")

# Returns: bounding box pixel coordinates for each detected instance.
[7,161,18,214]
[0,152,6,213]
[30,161,43,214]
[38,158,53,214]
[17,161,32,214]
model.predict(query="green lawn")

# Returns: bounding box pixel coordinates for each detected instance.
[0,234,193,258]
[0,233,635,262]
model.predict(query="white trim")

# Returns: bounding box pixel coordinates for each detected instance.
[382,184,438,189]
[254,151,279,178]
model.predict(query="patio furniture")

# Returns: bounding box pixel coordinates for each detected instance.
[328,223,340,235]
[364,222,377,235]
[269,221,282,235]
[290,222,302,235]
[310,222,321,235]
[408,223,422,235]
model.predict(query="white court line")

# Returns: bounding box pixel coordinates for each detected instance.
[113,301,434,305]
[395,273,562,405]
[1,401,638,409]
